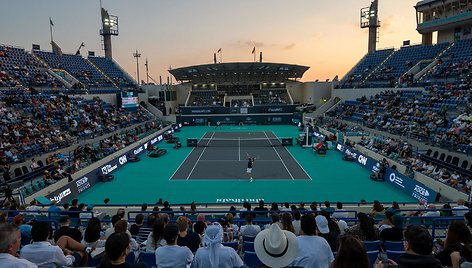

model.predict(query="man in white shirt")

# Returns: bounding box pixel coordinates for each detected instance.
[421,204,441,217]
[453,199,469,217]
[239,214,261,238]
[291,214,334,268]
[20,221,87,267]
[0,223,37,268]
[331,202,349,219]
[155,223,193,268]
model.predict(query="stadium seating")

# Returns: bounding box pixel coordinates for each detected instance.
[0,45,61,87]
[341,48,394,87]
[34,50,115,88]
[88,56,137,88]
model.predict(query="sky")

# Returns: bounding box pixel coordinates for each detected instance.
[0,0,424,82]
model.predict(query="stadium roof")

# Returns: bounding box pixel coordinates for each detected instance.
[168,62,310,84]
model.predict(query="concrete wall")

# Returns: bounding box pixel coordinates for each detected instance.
[82,94,117,105]
[438,28,455,44]
[176,84,192,106]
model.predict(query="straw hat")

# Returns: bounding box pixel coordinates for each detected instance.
[254,223,298,268]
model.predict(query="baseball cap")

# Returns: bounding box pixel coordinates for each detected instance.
[315,215,330,234]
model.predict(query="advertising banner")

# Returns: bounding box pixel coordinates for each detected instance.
[335,143,436,202]
[46,124,182,203]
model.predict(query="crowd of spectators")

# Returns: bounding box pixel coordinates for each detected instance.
[325,119,472,194]
[329,85,472,154]
[190,91,223,106]
[0,89,153,164]
[231,99,252,107]
[2,198,472,267]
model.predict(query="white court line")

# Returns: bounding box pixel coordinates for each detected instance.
[270,131,313,181]
[169,132,209,181]
[199,159,281,162]
[238,137,241,161]
[264,131,294,180]
[186,132,215,180]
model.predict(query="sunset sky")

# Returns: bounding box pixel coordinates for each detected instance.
[1,0,424,82]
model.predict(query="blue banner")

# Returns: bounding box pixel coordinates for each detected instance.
[45,124,182,203]
[335,143,437,202]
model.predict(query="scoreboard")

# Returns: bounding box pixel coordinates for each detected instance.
[121,91,139,108]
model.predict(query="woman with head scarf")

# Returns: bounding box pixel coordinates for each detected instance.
[192,223,243,268]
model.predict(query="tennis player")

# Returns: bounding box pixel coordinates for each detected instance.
[247,156,255,182]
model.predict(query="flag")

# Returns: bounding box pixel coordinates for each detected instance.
[217,48,221,53]
[49,17,54,27]
[252,47,255,54]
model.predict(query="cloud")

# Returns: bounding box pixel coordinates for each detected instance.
[282,43,296,50]
[236,40,296,50]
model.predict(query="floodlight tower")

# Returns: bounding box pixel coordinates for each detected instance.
[360,0,380,53]
[100,3,119,59]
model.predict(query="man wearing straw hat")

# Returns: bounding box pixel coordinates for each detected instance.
[254,223,299,268]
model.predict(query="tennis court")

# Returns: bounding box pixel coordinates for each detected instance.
[76,125,416,204]
[171,131,311,181]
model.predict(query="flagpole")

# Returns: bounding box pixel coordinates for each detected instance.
[253,48,256,62]
[220,49,222,63]
[49,18,53,44]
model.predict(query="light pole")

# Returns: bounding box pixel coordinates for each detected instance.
[133,50,141,85]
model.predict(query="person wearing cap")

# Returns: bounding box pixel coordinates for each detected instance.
[192,223,243,268]
[0,223,37,268]
[254,223,298,268]
[291,214,333,267]
[315,215,339,253]
[53,215,82,243]
[155,223,194,268]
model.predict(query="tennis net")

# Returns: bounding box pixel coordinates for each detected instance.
[187,137,292,147]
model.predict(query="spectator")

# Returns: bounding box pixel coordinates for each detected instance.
[323,201,335,214]
[53,216,82,243]
[82,217,106,249]
[239,213,261,238]
[380,214,404,243]
[21,221,88,267]
[281,212,295,234]
[99,232,146,268]
[129,214,144,237]
[345,212,379,241]
[453,199,469,217]
[372,200,385,217]
[292,210,302,236]
[332,201,348,219]
[378,225,442,268]
[68,199,81,218]
[253,200,269,217]
[12,215,32,247]
[192,223,243,268]
[435,221,472,266]
[0,223,37,267]
[331,235,370,268]
[176,216,200,253]
[315,215,339,252]
[291,214,333,267]
[155,223,193,268]
[145,219,166,252]
[161,201,174,218]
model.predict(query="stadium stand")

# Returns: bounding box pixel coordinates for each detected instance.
[0,45,62,88]
[34,50,115,88]
[88,56,137,88]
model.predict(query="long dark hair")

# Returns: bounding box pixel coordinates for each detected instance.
[84,217,101,243]
[445,221,472,247]
[358,212,378,241]
[330,235,370,268]
[152,219,165,248]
